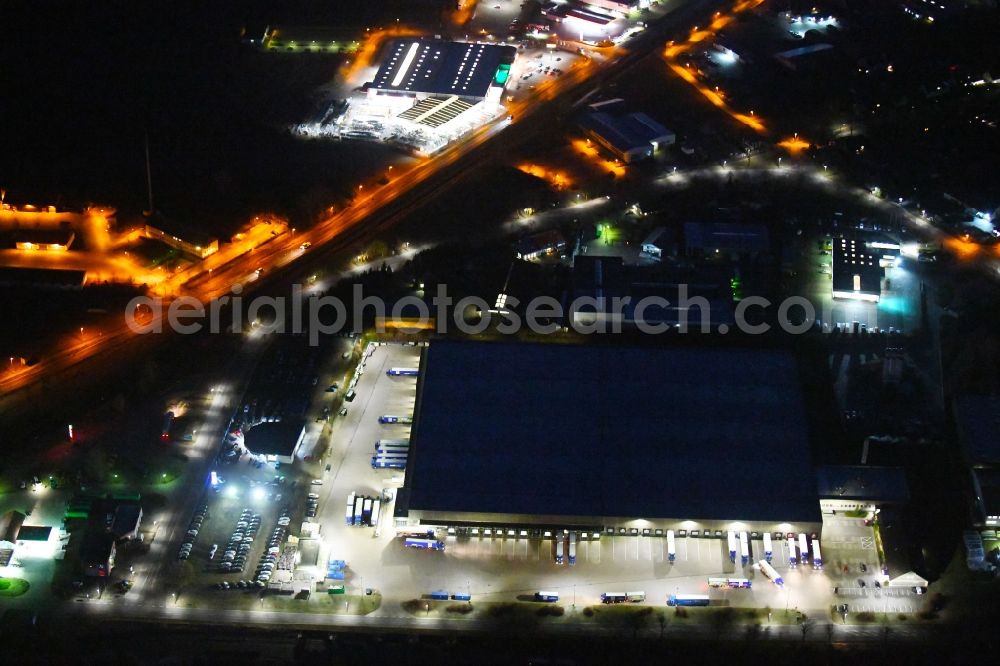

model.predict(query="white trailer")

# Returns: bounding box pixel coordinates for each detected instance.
[758,559,784,586]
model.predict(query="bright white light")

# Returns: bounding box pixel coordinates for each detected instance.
[224,485,238,498]
[832,290,879,303]
[392,42,421,87]
[252,487,266,501]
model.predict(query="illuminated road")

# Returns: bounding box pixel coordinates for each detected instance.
[46,593,952,645]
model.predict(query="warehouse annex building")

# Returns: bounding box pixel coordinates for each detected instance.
[396,340,822,536]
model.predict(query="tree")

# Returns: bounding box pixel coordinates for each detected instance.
[800,617,814,641]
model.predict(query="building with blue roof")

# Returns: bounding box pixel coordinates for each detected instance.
[684,222,770,257]
[578,110,675,163]
[396,340,822,534]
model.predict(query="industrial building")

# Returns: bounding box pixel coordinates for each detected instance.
[516,229,567,260]
[11,228,75,251]
[396,340,822,535]
[0,267,86,289]
[243,421,306,465]
[684,222,770,258]
[368,39,516,106]
[578,107,675,163]
[566,256,735,330]
[832,237,881,302]
[955,395,1000,527]
[816,465,910,514]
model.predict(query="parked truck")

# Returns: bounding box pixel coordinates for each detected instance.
[758,559,784,586]
[345,492,356,525]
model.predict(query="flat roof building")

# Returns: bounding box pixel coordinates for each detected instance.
[955,395,1000,527]
[80,531,116,577]
[0,267,86,289]
[516,229,567,261]
[579,110,675,163]
[567,256,735,330]
[369,39,516,103]
[11,228,75,251]
[684,222,770,257]
[244,421,306,465]
[832,237,881,302]
[816,465,910,514]
[111,504,143,541]
[0,511,26,550]
[398,340,821,533]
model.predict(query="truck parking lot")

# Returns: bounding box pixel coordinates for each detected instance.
[154,342,926,618]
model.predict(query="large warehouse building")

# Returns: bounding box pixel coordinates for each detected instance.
[368,39,516,108]
[396,340,823,536]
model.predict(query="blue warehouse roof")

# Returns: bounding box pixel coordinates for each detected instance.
[579,111,674,154]
[405,340,820,524]
[685,222,770,253]
[370,39,516,98]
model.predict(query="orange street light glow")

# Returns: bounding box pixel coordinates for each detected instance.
[668,64,766,132]
[663,0,768,135]
[516,164,575,190]
[944,237,980,260]
[777,137,811,152]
